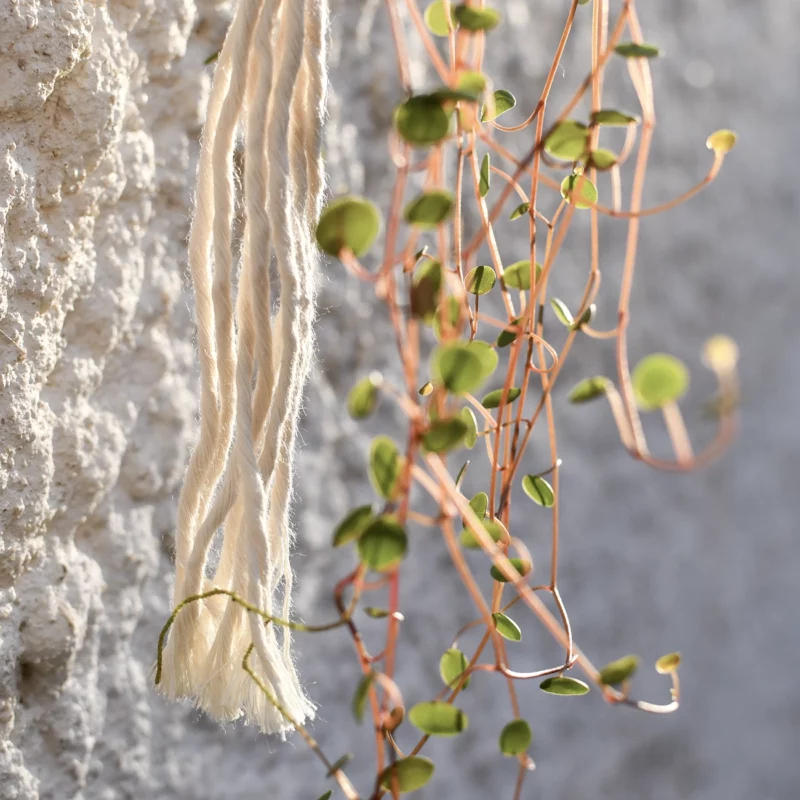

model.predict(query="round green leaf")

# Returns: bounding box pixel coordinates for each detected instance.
[461,407,478,448]
[470,340,499,378]
[440,648,471,689]
[457,70,487,95]
[333,504,375,547]
[395,95,452,147]
[358,516,408,572]
[352,671,375,723]
[424,0,456,36]
[539,676,590,696]
[497,317,522,348]
[544,120,589,161]
[522,475,554,508]
[599,654,640,686]
[423,418,468,453]
[482,89,516,122]
[550,298,574,327]
[409,701,468,736]
[589,148,618,170]
[591,108,640,126]
[379,757,435,793]
[432,342,485,395]
[706,129,737,154]
[492,612,522,642]
[490,557,531,583]
[571,303,596,331]
[509,202,530,221]
[499,719,532,756]
[348,373,382,419]
[465,265,497,295]
[479,153,491,197]
[481,386,521,409]
[632,353,690,410]
[469,491,489,518]
[403,190,455,228]
[453,5,501,31]
[460,517,507,549]
[411,259,444,323]
[655,652,682,674]
[316,196,381,257]
[503,260,541,290]
[369,436,401,499]
[568,376,610,404]
[561,173,598,209]
[432,295,464,340]
[615,41,661,58]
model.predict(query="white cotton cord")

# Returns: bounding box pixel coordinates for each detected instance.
[160,0,330,736]
[160,1,259,701]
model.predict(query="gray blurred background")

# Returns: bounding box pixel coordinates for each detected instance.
[147,2,800,798]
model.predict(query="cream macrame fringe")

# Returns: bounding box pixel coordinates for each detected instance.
[157,0,329,734]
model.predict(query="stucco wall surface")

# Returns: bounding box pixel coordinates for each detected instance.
[1,2,798,799]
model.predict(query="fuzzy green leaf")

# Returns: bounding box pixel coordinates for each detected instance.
[348,373,382,419]
[568,376,610,403]
[490,557,531,583]
[632,354,689,410]
[403,190,455,228]
[482,89,516,122]
[615,41,661,58]
[461,407,478,449]
[369,436,401,499]
[503,260,541,291]
[460,517,507,549]
[357,517,408,572]
[332,505,375,548]
[394,95,452,147]
[599,654,640,685]
[423,418,468,453]
[379,757,435,793]
[352,671,375,723]
[544,120,589,161]
[316,196,381,257]
[453,5,501,31]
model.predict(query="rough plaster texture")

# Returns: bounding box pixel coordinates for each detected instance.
[0,1,798,799]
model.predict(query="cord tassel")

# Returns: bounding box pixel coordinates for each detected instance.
[157,0,329,735]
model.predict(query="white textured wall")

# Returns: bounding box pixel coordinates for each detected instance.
[1,2,798,799]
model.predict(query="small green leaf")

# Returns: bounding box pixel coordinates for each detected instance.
[615,41,661,58]
[411,259,443,322]
[364,606,391,618]
[424,0,457,36]
[655,652,682,674]
[430,87,481,103]
[481,89,516,122]
[490,558,531,583]
[469,491,489,518]
[433,342,491,395]
[539,676,590,696]
[503,260,541,291]
[316,196,381,257]
[522,475,554,507]
[352,671,375,723]
[369,436,401,499]
[394,95,452,147]
[509,202,531,221]
[440,648,471,689]
[497,317,523,348]
[348,373,382,419]
[461,407,478,448]
[631,353,690,411]
[492,612,522,642]
[457,70,487,95]
[327,754,353,777]
[571,303,596,330]
[453,5,501,31]
[479,153,491,197]
[481,387,521,409]
[589,148,618,170]
[465,265,496,295]
[561,172,598,209]
[380,758,435,794]
[706,129,737,154]
[599,654,640,685]
[499,719,532,756]
[423,418,468,453]
[204,50,220,65]
[460,517,507,549]
[568,376,610,403]
[578,0,592,5]
[315,791,333,800]
[358,516,408,572]
[409,701,469,736]
[403,190,455,228]
[419,381,434,396]
[550,298,574,327]
[591,108,640,126]
[455,460,469,488]
[432,295,464,340]
[470,340,499,378]
[333,505,375,547]
[544,120,589,161]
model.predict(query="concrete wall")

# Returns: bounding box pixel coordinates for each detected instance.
[1,1,797,798]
